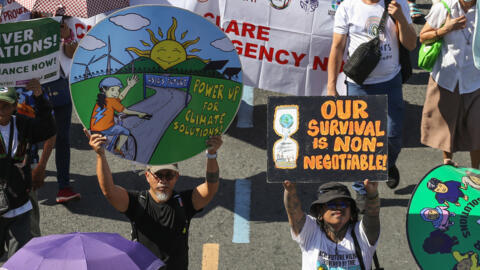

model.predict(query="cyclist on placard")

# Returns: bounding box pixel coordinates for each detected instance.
[90,75,149,157]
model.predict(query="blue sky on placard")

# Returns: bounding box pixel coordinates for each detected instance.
[71,5,241,82]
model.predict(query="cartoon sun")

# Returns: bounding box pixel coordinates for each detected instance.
[127,17,208,70]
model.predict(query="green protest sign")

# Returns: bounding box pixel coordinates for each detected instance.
[407,165,480,269]
[70,5,242,165]
[0,18,60,87]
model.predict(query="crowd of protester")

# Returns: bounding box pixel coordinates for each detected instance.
[0,0,479,268]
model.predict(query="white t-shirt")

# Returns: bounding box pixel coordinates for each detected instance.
[426,0,479,94]
[292,215,378,270]
[0,116,32,218]
[334,0,412,84]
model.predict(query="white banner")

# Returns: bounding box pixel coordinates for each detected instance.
[59,0,344,95]
[61,15,106,77]
[0,0,30,24]
[219,0,346,96]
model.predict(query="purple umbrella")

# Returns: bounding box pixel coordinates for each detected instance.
[2,232,164,270]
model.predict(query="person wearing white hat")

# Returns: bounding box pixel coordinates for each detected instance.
[86,130,222,270]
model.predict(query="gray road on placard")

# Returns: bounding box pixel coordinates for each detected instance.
[123,87,190,164]
[4,1,470,268]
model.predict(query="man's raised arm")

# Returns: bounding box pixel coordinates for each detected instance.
[192,136,222,210]
[85,129,129,212]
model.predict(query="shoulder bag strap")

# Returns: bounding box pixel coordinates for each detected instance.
[376,1,390,37]
[1,119,15,188]
[131,190,148,241]
[0,126,6,156]
[433,0,451,31]
[136,190,148,218]
[373,251,383,270]
[351,224,366,270]
[173,193,184,208]
[7,118,14,161]
[440,0,451,15]
[174,192,190,234]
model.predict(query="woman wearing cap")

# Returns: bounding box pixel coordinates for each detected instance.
[283,180,380,269]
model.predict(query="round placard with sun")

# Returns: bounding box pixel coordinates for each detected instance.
[126,17,207,70]
[70,5,242,165]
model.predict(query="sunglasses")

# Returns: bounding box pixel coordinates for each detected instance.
[325,200,350,209]
[150,171,176,181]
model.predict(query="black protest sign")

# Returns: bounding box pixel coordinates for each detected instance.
[267,96,388,183]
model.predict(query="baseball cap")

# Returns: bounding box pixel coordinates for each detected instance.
[309,182,356,216]
[0,87,18,104]
[148,164,179,174]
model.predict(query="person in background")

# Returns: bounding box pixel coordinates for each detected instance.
[28,12,80,203]
[419,0,480,169]
[5,12,79,240]
[408,0,424,24]
[327,0,417,189]
[15,80,55,237]
[0,87,56,258]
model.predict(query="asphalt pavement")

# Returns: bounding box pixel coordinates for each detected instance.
[9,0,475,268]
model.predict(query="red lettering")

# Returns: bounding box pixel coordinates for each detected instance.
[241,22,256,38]
[75,24,92,39]
[203,13,222,28]
[216,16,222,29]
[291,52,306,67]
[75,24,85,39]
[204,12,214,19]
[313,56,328,71]
[244,42,257,58]
[257,26,270,41]
[275,50,289,65]
[2,7,28,22]
[259,46,274,62]
[228,42,305,66]
[225,20,240,36]
[232,40,243,55]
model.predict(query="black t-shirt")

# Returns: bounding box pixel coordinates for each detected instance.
[124,190,201,270]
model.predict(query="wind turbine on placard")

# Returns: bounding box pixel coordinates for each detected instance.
[73,55,97,79]
[126,49,141,74]
[93,36,124,75]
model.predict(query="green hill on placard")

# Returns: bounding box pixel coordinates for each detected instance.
[116,57,224,78]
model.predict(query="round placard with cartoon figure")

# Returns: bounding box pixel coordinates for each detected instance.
[407,165,480,269]
[70,5,242,165]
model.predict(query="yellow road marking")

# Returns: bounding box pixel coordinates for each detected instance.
[202,243,219,270]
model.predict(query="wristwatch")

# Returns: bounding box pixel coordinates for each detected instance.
[206,150,217,159]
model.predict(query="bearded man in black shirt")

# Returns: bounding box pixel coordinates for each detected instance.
[86,130,222,269]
